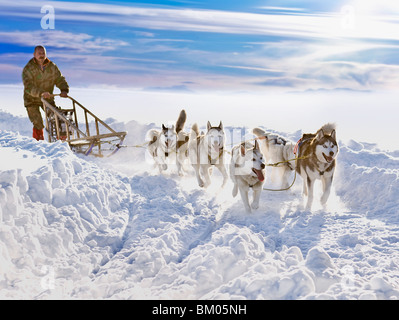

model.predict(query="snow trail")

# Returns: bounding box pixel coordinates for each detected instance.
[1,111,399,299]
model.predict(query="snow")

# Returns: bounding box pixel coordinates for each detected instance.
[1,110,399,300]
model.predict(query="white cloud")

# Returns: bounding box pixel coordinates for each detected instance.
[258,7,306,12]
[2,0,399,41]
[0,30,128,53]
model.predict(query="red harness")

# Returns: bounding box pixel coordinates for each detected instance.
[293,138,302,155]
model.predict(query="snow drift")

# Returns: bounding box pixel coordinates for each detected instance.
[0,110,398,299]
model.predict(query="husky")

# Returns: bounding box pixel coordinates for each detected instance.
[146,109,189,175]
[230,140,266,213]
[296,123,338,210]
[189,121,228,188]
[252,128,296,189]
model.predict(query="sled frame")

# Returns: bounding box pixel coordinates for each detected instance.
[41,95,127,157]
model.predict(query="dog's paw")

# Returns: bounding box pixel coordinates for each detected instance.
[244,207,252,214]
[251,202,259,210]
[161,164,168,171]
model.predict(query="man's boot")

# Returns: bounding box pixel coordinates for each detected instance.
[38,129,44,140]
[33,128,44,141]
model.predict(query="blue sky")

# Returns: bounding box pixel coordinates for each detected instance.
[1,0,399,92]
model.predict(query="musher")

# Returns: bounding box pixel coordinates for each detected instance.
[22,45,69,140]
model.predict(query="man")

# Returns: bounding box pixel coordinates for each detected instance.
[22,45,69,140]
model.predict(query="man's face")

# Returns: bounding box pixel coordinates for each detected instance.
[34,47,47,64]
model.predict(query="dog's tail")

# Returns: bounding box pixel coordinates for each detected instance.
[190,123,199,138]
[176,109,187,134]
[316,123,336,141]
[252,127,268,154]
[145,129,159,145]
[320,123,336,135]
[189,123,199,148]
[252,127,267,138]
[189,123,200,165]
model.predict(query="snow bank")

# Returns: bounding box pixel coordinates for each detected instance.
[336,143,399,222]
[0,129,131,298]
[1,111,399,299]
[0,110,31,138]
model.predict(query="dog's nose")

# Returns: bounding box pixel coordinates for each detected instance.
[329,151,334,157]
[261,163,265,169]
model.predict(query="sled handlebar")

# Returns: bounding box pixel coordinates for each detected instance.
[41,93,69,99]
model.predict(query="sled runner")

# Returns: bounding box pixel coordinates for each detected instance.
[41,94,127,157]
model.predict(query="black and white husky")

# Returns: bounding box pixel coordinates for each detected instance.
[230,140,266,213]
[296,123,339,210]
[189,121,228,188]
[146,109,189,175]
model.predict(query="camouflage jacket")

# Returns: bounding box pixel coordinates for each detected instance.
[22,58,69,107]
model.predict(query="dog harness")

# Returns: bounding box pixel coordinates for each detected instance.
[196,128,224,165]
[208,148,224,165]
[293,138,303,155]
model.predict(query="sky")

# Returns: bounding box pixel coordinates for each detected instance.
[1,0,399,92]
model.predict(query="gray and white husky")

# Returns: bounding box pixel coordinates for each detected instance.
[230,140,266,213]
[252,128,296,189]
[146,109,189,175]
[189,121,228,188]
[296,123,339,210]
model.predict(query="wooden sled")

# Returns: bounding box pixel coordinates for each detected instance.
[41,94,127,157]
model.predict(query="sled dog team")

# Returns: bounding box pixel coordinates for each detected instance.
[146,110,339,212]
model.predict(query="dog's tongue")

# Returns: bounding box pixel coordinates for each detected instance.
[323,153,333,163]
[253,168,265,182]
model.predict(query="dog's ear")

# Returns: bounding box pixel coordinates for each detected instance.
[240,144,246,156]
[254,139,259,150]
[316,128,324,140]
[207,121,212,131]
[162,124,167,131]
[330,129,336,140]
[218,121,223,130]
